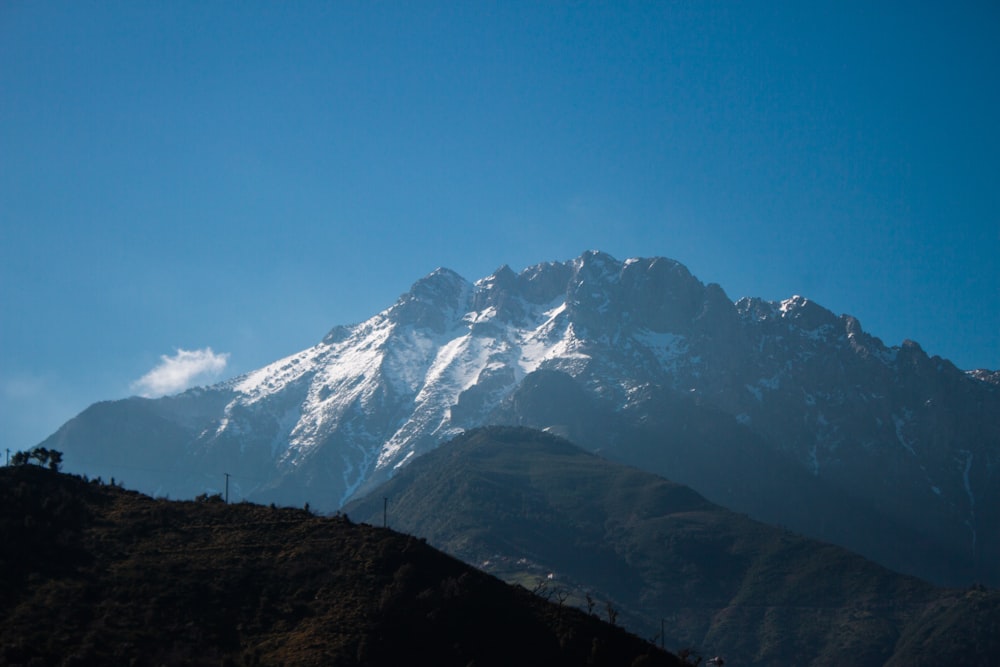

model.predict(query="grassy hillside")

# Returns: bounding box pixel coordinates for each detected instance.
[344,427,1000,666]
[0,463,679,667]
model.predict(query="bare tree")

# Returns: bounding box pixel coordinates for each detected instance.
[605,601,618,626]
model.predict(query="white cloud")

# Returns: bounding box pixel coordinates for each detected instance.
[132,347,230,397]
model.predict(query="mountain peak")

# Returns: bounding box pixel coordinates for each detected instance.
[778,295,839,331]
[968,369,1000,385]
[475,264,518,290]
[571,249,622,281]
[409,267,469,299]
[389,267,471,331]
[577,248,618,264]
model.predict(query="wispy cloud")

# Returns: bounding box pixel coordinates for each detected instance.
[2,374,48,400]
[132,348,230,397]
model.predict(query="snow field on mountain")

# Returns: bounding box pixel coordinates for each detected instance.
[231,345,325,402]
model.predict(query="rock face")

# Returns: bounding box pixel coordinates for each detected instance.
[41,251,1000,586]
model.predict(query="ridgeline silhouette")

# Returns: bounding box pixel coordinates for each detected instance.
[0,463,679,666]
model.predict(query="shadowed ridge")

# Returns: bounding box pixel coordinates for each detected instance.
[345,426,1000,667]
[0,464,680,667]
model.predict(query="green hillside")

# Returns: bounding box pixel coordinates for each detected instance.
[345,426,1000,666]
[0,463,678,667]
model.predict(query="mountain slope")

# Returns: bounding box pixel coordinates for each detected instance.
[487,370,978,587]
[0,463,678,667]
[41,251,1000,585]
[345,427,1000,667]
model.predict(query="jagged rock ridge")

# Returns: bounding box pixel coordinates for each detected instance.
[42,251,1000,586]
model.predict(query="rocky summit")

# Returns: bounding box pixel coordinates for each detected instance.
[40,251,1000,586]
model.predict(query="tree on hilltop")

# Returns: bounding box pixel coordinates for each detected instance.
[10,446,63,471]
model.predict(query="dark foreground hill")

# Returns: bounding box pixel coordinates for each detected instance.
[345,427,1000,667]
[0,464,679,667]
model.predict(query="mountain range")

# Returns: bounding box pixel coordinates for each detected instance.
[41,251,1000,587]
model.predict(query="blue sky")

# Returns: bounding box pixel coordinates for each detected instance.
[2,1,998,451]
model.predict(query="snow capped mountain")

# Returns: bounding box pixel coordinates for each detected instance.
[41,251,1000,586]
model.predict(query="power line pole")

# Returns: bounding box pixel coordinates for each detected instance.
[5,449,9,466]
[224,472,230,504]
[383,496,388,528]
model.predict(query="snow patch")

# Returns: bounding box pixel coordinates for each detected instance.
[892,411,917,456]
[960,450,977,553]
[961,451,976,510]
[805,324,834,341]
[758,375,780,391]
[463,306,498,325]
[339,435,377,506]
[779,296,806,313]
[232,345,325,402]
[632,330,688,369]
[518,305,589,374]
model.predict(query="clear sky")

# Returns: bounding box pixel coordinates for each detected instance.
[2,1,998,451]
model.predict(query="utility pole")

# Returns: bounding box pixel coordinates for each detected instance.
[383,496,388,528]
[660,618,665,651]
[5,448,9,466]
[224,472,230,504]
